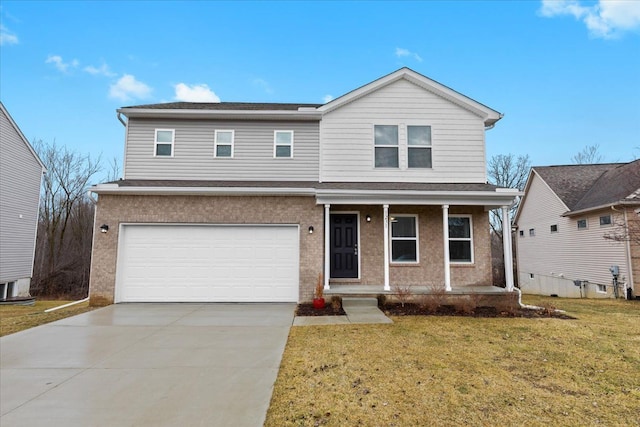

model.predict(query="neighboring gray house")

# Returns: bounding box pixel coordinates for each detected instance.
[88,68,520,305]
[515,160,640,298]
[0,102,45,299]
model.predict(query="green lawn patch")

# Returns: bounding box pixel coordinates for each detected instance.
[266,296,640,426]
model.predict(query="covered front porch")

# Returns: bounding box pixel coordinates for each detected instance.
[315,182,522,300]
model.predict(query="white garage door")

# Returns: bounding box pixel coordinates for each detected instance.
[115,225,299,302]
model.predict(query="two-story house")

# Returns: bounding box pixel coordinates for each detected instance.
[515,160,640,299]
[88,68,520,305]
[0,102,46,301]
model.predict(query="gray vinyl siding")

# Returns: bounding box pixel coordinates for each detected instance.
[320,79,487,183]
[516,173,628,294]
[124,119,319,181]
[0,109,43,283]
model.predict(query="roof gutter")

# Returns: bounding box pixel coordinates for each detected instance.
[117,112,127,127]
[117,108,323,121]
[562,199,640,217]
[89,183,317,197]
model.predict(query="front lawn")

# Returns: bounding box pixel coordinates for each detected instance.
[0,300,95,337]
[266,296,640,426]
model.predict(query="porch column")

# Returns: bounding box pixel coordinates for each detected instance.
[383,204,390,291]
[442,204,452,291]
[324,204,330,290]
[502,205,515,291]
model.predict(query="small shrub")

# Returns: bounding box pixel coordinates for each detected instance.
[393,285,414,307]
[376,294,387,307]
[330,296,342,312]
[456,296,476,315]
[417,283,446,313]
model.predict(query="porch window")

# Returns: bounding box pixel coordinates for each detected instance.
[448,215,473,263]
[374,125,398,168]
[390,215,418,263]
[214,130,234,158]
[407,126,432,168]
[155,129,174,157]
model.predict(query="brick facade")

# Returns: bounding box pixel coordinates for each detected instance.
[89,194,492,305]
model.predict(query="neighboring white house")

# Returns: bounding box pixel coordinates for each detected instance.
[0,102,45,299]
[515,160,640,298]
[88,68,521,305]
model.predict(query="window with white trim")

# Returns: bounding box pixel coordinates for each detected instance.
[577,219,587,230]
[155,129,174,157]
[390,215,418,263]
[214,130,234,158]
[599,215,612,226]
[449,216,473,263]
[407,125,432,168]
[529,228,535,237]
[374,125,398,168]
[596,284,607,293]
[274,130,293,158]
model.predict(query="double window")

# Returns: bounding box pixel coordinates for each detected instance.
[390,215,418,263]
[274,130,293,158]
[154,129,174,157]
[374,124,432,169]
[449,216,473,263]
[214,130,234,158]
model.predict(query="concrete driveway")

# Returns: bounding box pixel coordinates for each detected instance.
[0,303,295,427]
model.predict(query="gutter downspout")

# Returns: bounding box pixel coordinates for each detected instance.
[117,112,127,127]
[44,297,90,312]
[623,208,635,298]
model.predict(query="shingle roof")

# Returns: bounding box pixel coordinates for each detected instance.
[113,180,500,192]
[534,160,640,212]
[121,102,322,111]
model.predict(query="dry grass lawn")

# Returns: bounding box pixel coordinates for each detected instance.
[266,296,640,426]
[0,300,94,337]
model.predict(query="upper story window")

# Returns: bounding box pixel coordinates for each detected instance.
[550,224,558,233]
[407,126,432,168]
[599,215,612,226]
[449,216,473,263]
[155,129,174,157]
[390,215,418,263]
[274,130,293,158]
[577,219,587,230]
[214,130,234,158]
[374,125,399,168]
[529,228,535,237]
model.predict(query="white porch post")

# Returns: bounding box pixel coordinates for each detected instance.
[442,204,452,291]
[383,204,390,291]
[502,205,515,291]
[324,204,330,290]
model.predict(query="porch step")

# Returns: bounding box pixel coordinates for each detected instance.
[341,297,379,308]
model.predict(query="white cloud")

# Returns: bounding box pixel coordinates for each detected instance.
[84,63,116,77]
[0,25,18,45]
[252,78,274,94]
[395,47,423,62]
[174,83,220,102]
[322,94,334,103]
[45,55,79,73]
[109,74,152,101]
[540,0,640,39]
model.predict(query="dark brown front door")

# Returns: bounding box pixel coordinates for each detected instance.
[330,214,358,278]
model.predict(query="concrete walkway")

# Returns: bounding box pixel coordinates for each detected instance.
[0,303,295,427]
[293,297,393,326]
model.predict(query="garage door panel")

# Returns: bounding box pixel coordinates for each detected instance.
[116,225,299,302]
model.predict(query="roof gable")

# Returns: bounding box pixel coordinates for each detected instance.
[317,67,503,127]
[0,102,46,171]
[571,159,640,212]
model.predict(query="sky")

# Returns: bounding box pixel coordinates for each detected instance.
[1,0,639,182]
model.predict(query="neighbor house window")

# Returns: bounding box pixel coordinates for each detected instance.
[529,228,535,237]
[599,215,612,226]
[374,125,398,168]
[390,215,418,263]
[519,230,524,237]
[577,219,587,230]
[550,224,558,233]
[214,130,234,158]
[449,216,473,263]
[274,130,293,158]
[596,284,607,293]
[407,125,432,168]
[155,129,174,157]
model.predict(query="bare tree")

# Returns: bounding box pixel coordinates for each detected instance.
[31,140,102,298]
[105,156,122,182]
[572,144,604,164]
[487,153,531,239]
